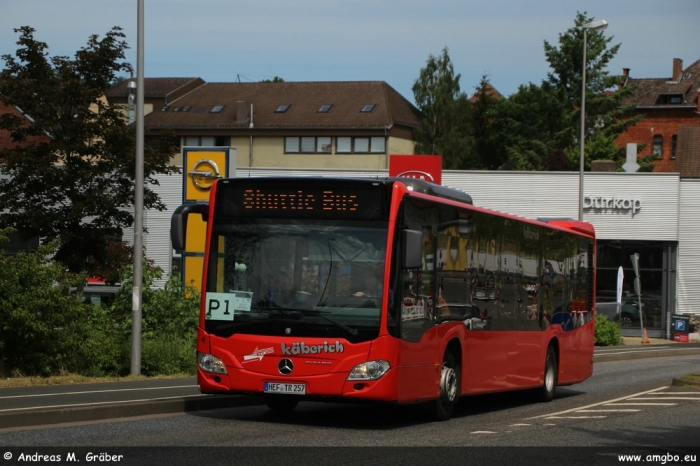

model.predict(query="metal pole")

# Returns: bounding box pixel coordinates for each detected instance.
[578,28,587,222]
[131,0,145,376]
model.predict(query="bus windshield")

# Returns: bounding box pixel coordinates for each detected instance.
[205,219,388,342]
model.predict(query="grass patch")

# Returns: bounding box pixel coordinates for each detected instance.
[678,373,700,385]
[0,373,193,389]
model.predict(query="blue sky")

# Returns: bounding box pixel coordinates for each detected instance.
[2,0,698,105]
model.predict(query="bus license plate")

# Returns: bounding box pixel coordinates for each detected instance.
[264,382,306,395]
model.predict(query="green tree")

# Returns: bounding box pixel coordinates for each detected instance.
[412,47,472,169]
[0,227,117,376]
[468,75,504,169]
[0,26,178,274]
[260,76,285,83]
[110,263,200,375]
[487,12,641,171]
[487,83,572,171]
[543,11,642,169]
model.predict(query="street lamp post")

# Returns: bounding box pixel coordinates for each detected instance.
[579,19,608,221]
[131,0,145,376]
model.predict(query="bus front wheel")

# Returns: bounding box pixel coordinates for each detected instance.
[538,346,558,402]
[431,351,460,421]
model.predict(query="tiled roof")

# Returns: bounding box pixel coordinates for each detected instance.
[107,77,205,103]
[676,126,700,178]
[622,59,700,107]
[139,81,421,130]
[469,83,504,103]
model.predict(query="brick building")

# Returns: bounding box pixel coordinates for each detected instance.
[616,58,700,174]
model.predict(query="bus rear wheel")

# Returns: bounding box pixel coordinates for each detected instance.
[431,351,460,421]
[537,346,558,402]
[264,394,299,412]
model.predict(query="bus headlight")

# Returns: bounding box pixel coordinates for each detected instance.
[197,352,227,374]
[347,360,390,380]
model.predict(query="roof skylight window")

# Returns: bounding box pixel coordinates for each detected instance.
[360,104,376,113]
[318,104,332,113]
[210,105,225,113]
[275,104,291,113]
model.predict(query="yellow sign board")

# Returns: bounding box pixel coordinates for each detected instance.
[181,147,236,290]
[184,149,235,202]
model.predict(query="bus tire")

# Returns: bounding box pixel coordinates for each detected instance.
[538,345,558,402]
[264,394,299,412]
[431,351,460,421]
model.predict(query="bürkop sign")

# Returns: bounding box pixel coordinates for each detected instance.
[584,195,643,215]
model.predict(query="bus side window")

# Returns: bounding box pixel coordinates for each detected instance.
[399,201,438,342]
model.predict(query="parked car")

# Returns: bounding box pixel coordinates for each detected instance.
[596,298,642,327]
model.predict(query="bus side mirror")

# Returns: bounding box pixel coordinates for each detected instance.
[402,229,423,269]
[171,203,209,251]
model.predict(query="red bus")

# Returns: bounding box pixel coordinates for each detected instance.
[171,176,595,420]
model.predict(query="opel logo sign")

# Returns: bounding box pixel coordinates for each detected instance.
[188,159,221,190]
[278,359,294,375]
[396,170,435,183]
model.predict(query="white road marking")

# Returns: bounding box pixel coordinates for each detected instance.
[0,394,203,413]
[527,386,668,419]
[471,431,497,434]
[0,385,195,400]
[545,416,606,419]
[646,392,700,395]
[576,409,640,412]
[627,397,700,401]
[509,423,531,426]
[604,402,676,406]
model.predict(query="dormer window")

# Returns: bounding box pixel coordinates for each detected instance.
[658,94,684,105]
[275,104,291,113]
[360,104,376,113]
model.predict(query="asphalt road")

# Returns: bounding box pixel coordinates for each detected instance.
[1,342,698,430]
[0,353,699,466]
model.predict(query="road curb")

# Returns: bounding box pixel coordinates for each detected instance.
[0,394,264,430]
[671,378,700,389]
[593,346,700,363]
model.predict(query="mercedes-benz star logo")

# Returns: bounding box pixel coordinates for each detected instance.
[278,359,294,375]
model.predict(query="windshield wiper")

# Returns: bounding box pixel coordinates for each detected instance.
[271,307,358,336]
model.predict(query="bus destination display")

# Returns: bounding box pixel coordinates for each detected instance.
[216,180,386,220]
[243,189,358,212]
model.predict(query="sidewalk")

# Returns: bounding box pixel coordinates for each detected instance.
[621,336,676,345]
[621,332,700,345]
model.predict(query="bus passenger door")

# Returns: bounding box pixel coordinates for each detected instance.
[396,227,441,403]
